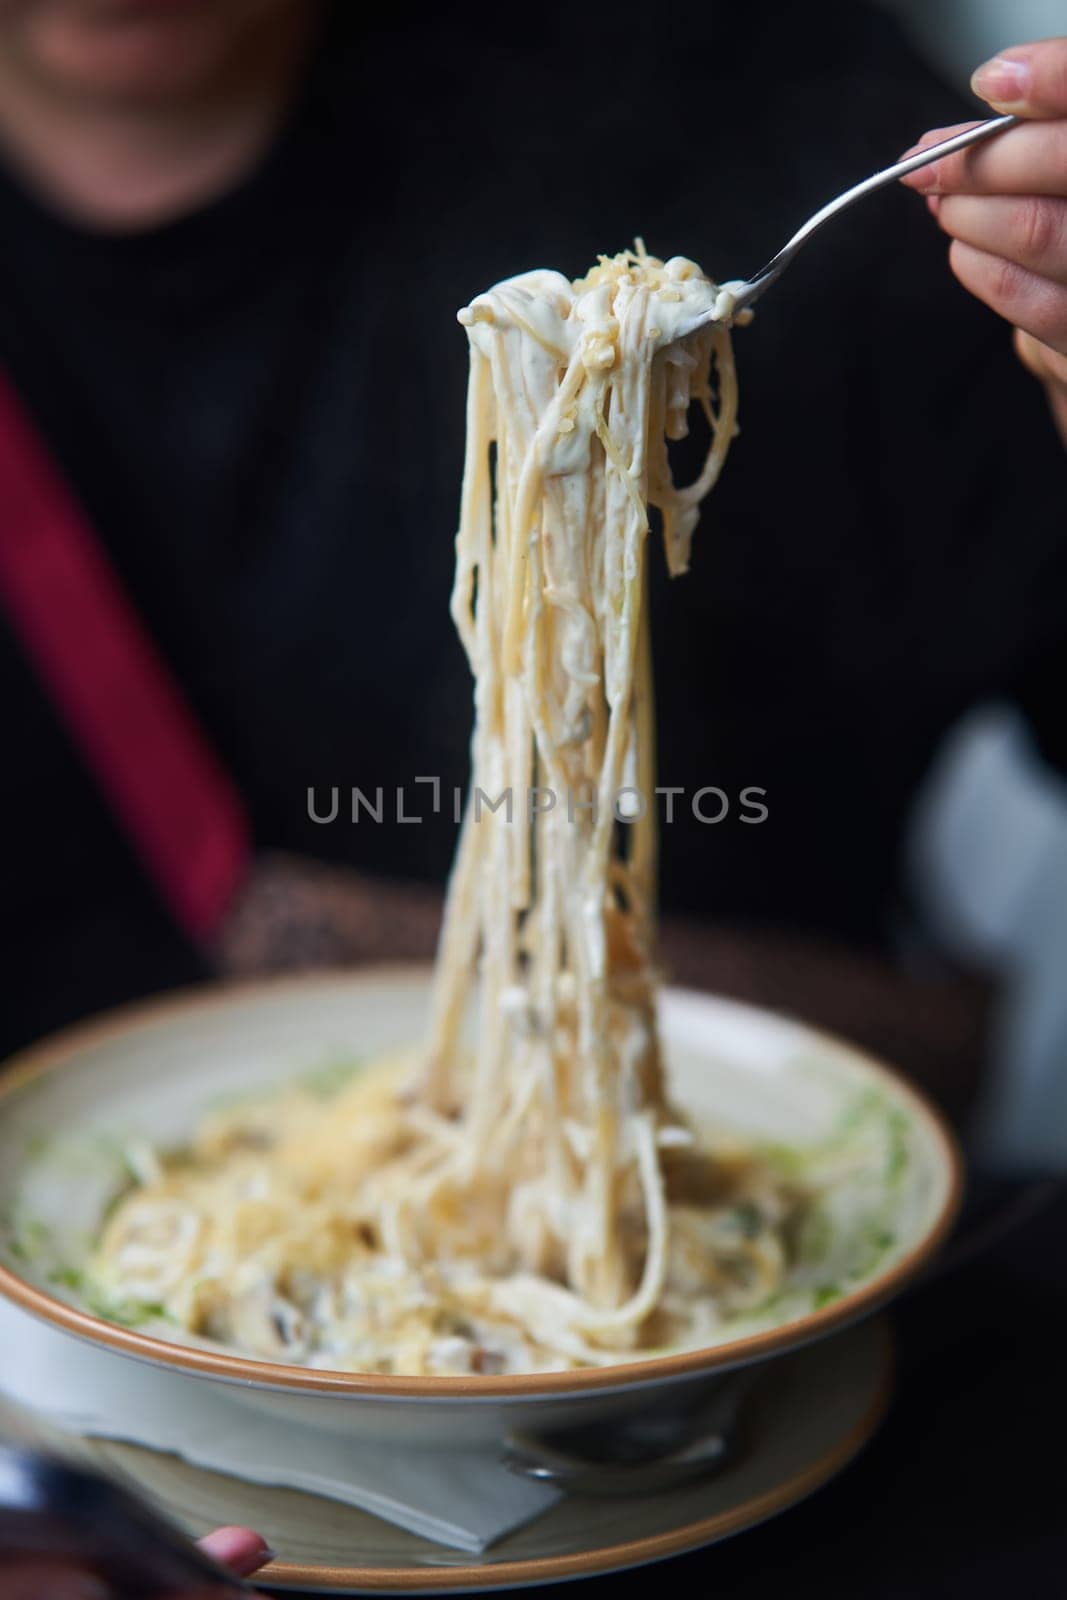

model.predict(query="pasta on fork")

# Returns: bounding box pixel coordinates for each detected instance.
[92,250,804,1376]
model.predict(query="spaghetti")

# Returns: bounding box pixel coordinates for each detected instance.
[91,250,799,1375]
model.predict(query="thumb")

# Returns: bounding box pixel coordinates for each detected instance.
[970,36,1067,116]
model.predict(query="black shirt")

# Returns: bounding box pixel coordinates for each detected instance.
[0,1,1063,1053]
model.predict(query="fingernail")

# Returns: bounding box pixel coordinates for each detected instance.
[971,54,1031,104]
[926,194,941,217]
[227,1544,274,1578]
[234,1544,277,1574]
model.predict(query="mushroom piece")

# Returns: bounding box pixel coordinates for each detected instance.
[224,1282,309,1360]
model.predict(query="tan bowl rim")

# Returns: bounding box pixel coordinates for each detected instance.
[0,965,964,1399]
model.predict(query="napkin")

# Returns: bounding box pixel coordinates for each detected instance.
[0,1297,560,1553]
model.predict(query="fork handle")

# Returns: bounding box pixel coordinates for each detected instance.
[733,114,1019,312]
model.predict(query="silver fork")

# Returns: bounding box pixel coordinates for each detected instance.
[712,114,1018,318]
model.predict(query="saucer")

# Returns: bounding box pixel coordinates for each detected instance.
[4,1316,891,1594]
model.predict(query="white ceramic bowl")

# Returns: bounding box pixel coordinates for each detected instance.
[0,967,960,1455]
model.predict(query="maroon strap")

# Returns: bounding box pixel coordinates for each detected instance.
[0,368,250,940]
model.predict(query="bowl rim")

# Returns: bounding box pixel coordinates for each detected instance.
[0,964,963,1399]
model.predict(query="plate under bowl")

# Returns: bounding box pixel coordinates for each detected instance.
[0,1316,894,1593]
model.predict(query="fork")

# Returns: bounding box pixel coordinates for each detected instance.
[711,114,1018,318]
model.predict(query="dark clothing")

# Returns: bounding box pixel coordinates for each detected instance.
[0,2,1063,1053]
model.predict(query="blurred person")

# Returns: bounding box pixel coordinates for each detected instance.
[0,4,1064,1086]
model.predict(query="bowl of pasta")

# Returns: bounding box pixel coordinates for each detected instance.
[0,251,961,1478]
[0,964,959,1460]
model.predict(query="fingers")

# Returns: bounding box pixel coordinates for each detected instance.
[900,38,1067,193]
[1016,327,1067,385]
[934,194,1067,284]
[970,36,1067,116]
[1015,328,1067,443]
[900,118,1067,196]
[895,35,1067,430]
[197,1526,274,1577]
[946,239,1067,353]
